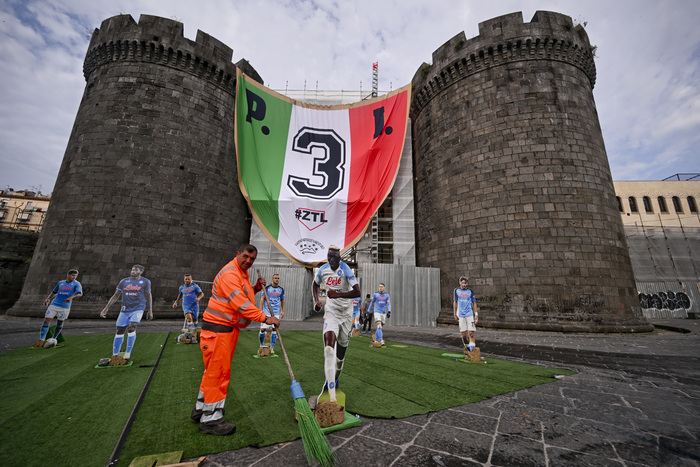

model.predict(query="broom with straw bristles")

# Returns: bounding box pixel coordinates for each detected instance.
[257,270,336,466]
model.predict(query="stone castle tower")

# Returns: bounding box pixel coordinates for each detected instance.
[9,14,262,317]
[410,11,650,331]
[10,11,651,331]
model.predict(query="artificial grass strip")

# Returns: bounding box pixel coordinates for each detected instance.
[252,353,280,358]
[118,335,267,464]
[0,333,167,467]
[0,330,575,466]
[128,451,183,467]
[94,359,135,368]
[320,411,362,434]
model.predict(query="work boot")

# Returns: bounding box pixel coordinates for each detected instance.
[199,419,237,436]
[190,408,203,423]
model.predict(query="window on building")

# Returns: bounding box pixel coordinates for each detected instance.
[672,196,683,213]
[377,244,393,264]
[643,196,653,213]
[658,196,668,212]
[616,197,623,212]
[688,196,698,213]
[628,196,638,213]
[377,195,393,219]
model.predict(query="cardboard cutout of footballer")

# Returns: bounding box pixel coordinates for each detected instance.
[235,71,410,266]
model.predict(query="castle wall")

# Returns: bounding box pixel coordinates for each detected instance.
[0,228,38,313]
[8,11,658,331]
[8,15,261,318]
[410,11,651,331]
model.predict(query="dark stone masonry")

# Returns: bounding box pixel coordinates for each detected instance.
[0,228,38,313]
[410,11,649,331]
[9,11,651,331]
[9,15,262,318]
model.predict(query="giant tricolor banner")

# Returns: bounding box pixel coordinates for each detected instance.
[235,71,410,266]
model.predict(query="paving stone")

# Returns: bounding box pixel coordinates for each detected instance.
[398,445,482,466]
[353,418,423,445]
[332,435,403,466]
[546,447,624,467]
[413,421,493,464]
[490,433,546,466]
[431,409,498,434]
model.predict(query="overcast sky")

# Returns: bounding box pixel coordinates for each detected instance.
[1,0,699,194]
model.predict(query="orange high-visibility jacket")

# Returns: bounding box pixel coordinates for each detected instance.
[203,258,266,328]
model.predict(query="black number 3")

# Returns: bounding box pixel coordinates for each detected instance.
[287,127,346,199]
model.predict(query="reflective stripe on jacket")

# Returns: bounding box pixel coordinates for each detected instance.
[203,258,266,328]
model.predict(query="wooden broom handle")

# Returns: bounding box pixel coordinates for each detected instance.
[257,269,296,381]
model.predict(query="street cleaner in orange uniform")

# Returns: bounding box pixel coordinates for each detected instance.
[190,244,280,436]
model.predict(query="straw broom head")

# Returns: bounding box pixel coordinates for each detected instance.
[257,270,335,466]
[291,381,336,466]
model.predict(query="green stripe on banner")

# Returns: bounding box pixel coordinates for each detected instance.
[236,74,292,239]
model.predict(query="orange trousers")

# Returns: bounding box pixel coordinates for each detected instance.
[199,328,241,405]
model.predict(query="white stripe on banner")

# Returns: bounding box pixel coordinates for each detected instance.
[277,106,352,264]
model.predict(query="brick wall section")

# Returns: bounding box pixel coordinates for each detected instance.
[8,15,261,319]
[0,228,38,313]
[410,11,651,331]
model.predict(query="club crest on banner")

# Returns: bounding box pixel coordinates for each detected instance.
[295,238,324,257]
[235,71,410,266]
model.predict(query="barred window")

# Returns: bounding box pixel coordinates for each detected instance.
[658,196,668,212]
[672,196,683,213]
[687,196,698,213]
[643,196,653,213]
[628,196,638,213]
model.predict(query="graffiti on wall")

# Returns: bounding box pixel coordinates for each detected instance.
[639,291,691,311]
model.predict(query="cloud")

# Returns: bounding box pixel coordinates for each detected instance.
[1,0,699,193]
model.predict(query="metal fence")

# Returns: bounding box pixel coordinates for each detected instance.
[253,266,316,321]
[357,263,441,327]
[195,264,441,326]
[193,280,213,309]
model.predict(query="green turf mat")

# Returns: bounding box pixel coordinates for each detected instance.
[0,330,575,466]
[442,352,468,358]
[128,450,182,467]
[120,330,574,464]
[0,333,167,467]
[320,411,362,434]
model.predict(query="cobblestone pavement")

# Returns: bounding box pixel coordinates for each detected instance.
[2,315,698,466]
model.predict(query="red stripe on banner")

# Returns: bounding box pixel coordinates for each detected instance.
[346,90,408,245]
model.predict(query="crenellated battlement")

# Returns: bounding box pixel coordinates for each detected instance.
[82,14,258,94]
[411,11,596,115]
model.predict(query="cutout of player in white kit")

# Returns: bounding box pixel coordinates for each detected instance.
[312,246,361,403]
